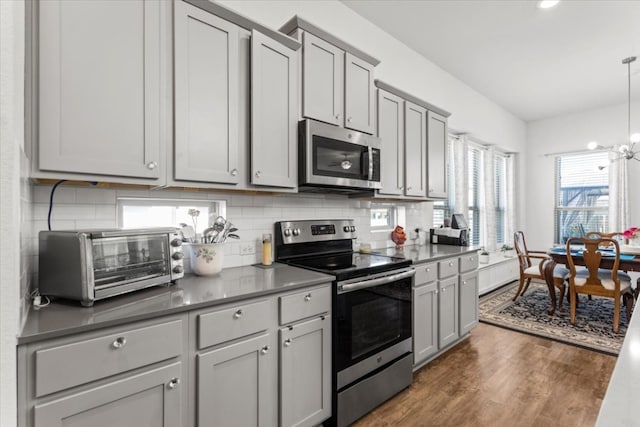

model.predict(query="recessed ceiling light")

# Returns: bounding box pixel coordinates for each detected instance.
[538,0,560,9]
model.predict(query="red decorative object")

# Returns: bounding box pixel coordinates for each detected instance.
[391,226,407,249]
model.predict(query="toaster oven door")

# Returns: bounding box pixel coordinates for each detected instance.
[91,233,171,290]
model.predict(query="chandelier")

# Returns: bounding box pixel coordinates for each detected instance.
[587,56,639,162]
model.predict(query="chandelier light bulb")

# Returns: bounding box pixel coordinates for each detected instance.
[587,141,599,150]
[619,144,630,154]
[630,133,640,144]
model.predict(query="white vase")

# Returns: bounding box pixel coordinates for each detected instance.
[188,243,224,276]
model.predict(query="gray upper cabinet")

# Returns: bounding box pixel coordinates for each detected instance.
[345,53,376,134]
[302,32,344,127]
[404,101,428,198]
[37,0,164,181]
[34,362,183,427]
[377,89,405,196]
[251,30,297,188]
[280,315,331,427]
[174,0,240,184]
[427,111,448,199]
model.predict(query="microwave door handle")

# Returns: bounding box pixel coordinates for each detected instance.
[338,269,415,294]
[367,147,373,179]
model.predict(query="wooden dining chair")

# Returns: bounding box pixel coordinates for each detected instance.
[585,231,625,248]
[565,237,634,334]
[512,231,569,309]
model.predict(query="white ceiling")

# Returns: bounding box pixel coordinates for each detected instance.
[341,0,640,122]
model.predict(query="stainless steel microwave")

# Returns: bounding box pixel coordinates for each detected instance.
[298,119,382,192]
[39,228,184,306]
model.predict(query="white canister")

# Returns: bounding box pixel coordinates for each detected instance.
[188,243,224,276]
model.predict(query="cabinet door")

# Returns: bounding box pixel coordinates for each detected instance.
[438,277,459,348]
[427,111,448,198]
[460,271,479,335]
[174,0,240,184]
[34,362,182,427]
[413,282,438,365]
[404,101,427,198]
[302,32,344,126]
[377,89,404,196]
[280,316,331,427]
[197,333,275,427]
[251,30,297,188]
[345,53,375,134]
[38,0,162,180]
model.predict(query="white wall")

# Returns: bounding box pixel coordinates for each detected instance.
[0,1,26,425]
[526,101,640,250]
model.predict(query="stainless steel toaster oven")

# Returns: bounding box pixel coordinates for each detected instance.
[39,228,184,306]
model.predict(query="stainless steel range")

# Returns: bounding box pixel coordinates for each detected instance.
[274,219,415,426]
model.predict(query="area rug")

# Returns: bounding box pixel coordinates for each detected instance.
[479,281,627,355]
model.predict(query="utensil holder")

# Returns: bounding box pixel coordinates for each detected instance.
[188,243,224,276]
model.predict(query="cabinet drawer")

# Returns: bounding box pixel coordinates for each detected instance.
[280,286,331,325]
[198,300,271,350]
[35,319,182,397]
[414,262,437,286]
[438,258,459,279]
[460,253,479,273]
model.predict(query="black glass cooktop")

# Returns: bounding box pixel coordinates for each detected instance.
[286,252,411,281]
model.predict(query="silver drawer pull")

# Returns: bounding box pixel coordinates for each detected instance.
[230,168,238,176]
[449,262,453,267]
[112,337,126,349]
[284,338,292,347]
[261,345,269,355]
[463,281,467,285]
[442,287,446,292]
[146,161,158,170]
[304,294,312,302]
[425,267,431,272]
[167,377,180,389]
[233,309,243,319]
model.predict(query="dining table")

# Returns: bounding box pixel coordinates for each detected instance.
[543,247,640,315]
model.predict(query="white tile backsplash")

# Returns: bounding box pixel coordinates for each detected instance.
[27,183,434,287]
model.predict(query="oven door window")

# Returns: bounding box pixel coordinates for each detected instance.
[335,277,412,369]
[312,135,380,181]
[91,234,170,289]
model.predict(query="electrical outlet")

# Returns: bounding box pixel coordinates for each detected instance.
[240,243,255,255]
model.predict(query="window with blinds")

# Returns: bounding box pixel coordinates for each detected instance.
[468,146,482,246]
[495,153,507,244]
[554,151,609,243]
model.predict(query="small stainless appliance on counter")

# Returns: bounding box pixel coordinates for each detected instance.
[275,219,414,426]
[39,227,184,306]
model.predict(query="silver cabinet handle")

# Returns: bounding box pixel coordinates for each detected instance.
[284,338,292,347]
[407,186,412,191]
[146,161,158,170]
[167,377,180,389]
[335,114,341,120]
[463,281,467,285]
[304,294,312,302]
[233,309,243,319]
[255,171,261,178]
[449,262,454,267]
[230,168,238,176]
[398,186,404,190]
[442,287,446,292]
[261,345,269,355]
[112,337,126,349]
[347,117,352,122]
[425,267,431,272]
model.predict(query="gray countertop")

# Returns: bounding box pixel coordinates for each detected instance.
[596,303,640,426]
[374,244,479,264]
[18,263,334,345]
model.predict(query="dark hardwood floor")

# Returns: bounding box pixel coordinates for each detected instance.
[355,323,616,427]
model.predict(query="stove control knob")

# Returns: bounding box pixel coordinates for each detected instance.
[350,226,356,232]
[284,228,292,237]
[292,228,301,236]
[343,226,350,232]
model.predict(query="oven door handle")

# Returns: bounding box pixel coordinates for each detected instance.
[338,269,415,294]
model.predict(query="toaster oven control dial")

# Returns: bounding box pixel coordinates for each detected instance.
[172,252,184,260]
[171,238,183,247]
[292,228,301,236]
[172,266,184,274]
[343,226,350,232]
[283,228,292,237]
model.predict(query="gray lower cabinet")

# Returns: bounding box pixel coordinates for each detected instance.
[413,281,438,365]
[438,276,459,349]
[36,0,165,182]
[280,315,331,427]
[197,333,275,426]
[34,362,183,427]
[460,271,479,336]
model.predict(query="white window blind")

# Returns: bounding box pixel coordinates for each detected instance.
[468,146,482,246]
[494,153,507,244]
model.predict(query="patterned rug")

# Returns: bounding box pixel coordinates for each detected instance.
[479,281,628,355]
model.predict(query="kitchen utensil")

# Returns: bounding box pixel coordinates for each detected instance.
[226,233,240,239]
